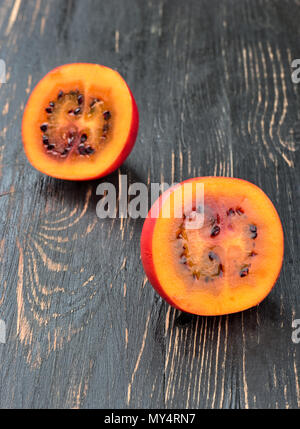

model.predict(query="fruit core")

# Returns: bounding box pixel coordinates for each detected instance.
[40,89,112,159]
[176,203,259,283]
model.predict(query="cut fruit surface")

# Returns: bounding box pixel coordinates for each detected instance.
[141,177,284,316]
[22,63,139,180]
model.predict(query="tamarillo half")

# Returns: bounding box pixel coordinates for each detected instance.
[22,63,139,180]
[141,177,284,316]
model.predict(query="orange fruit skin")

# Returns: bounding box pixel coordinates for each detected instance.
[140,177,284,316]
[22,63,139,181]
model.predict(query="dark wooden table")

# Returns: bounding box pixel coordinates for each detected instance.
[0,0,299,409]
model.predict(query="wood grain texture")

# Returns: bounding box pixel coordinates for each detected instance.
[0,0,299,409]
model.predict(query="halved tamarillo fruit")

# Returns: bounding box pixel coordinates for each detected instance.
[22,63,139,180]
[141,177,284,316]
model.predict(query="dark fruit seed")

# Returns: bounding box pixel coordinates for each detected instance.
[103,110,111,120]
[85,146,95,154]
[74,108,81,115]
[68,110,74,114]
[42,135,49,144]
[81,134,87,143]
[90,98,99,107]
[58,90,64,99]
[103,123,109,132]
[49,102,55,108]
[77,94,83,105]
[40,123,48,132]
[250,225,257,239]
[78,144,86,154]
[208,251,217,261]
[240,267,249,277]
[47,144,55,150]
[249,251,257,257]
[236,207,244,215]
[45,107,53,114]
[210,225,220,237]
[227,208,235,216]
